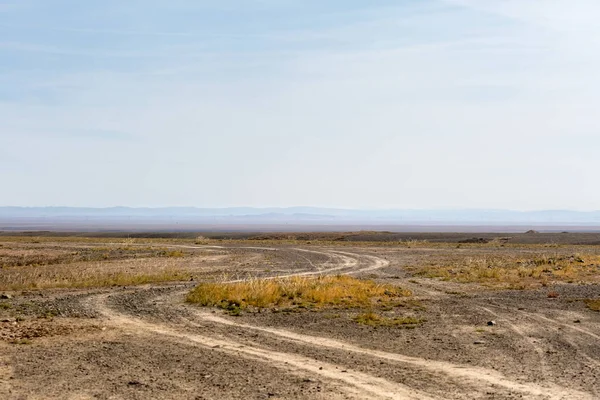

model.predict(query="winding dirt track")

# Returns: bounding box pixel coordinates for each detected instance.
[87,245,596,400]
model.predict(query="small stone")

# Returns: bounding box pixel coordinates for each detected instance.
[473,340,486,345]
[574,320,581,324]
[487,321,496,326]
[0,294,12,300]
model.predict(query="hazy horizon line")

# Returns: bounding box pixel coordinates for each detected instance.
[2,206,600,213]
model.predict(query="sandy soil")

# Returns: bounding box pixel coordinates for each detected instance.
[1,240,599,399]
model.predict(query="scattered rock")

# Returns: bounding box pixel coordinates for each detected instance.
[487,321,496,326]
[574,320,581,324]
[473,340,486,345]
[0,294,12,300]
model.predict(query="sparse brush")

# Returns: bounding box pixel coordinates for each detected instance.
[186,275,412,311]
[585,299,600,312]
[195,236,210,245]
[353,312,423,327]
[159,250,185,258]
[400,239,429,247]
[0,265,190,290]
[410,253,600,290]
[122,237,137,246]
[11,338,32,345]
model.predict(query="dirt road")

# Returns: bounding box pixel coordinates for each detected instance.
[1,243,599,399]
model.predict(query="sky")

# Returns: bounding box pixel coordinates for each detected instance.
[1,0,599,210]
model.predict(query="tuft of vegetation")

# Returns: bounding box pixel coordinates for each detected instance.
[409,254,600,289]
[159,250,185,258]
[585,299,600,312]
[195,236,211,245]
[353,312,423,327]
[399,239,430,248]
[11,338,32,345]
[0,269,191,291]
[186,275,412,312]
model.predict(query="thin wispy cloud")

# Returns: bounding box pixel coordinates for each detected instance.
[1,1,598,210]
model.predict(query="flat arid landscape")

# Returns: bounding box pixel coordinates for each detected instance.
[1,232,599,399]
[5,0,600,398]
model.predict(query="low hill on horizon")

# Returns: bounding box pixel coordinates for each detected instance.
[2,206,600,225]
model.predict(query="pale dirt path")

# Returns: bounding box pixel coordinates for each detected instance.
[89,293,431,400]
[480,299,600,341]
[482,303,600,370]
[190,310,594,400]
[86,246,429,399]
[477,306,551,378]
[87,245,596,400]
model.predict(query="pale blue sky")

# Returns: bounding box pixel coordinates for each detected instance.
[1,0,599,210]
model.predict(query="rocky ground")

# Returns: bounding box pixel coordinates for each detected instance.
[1,238,599,399]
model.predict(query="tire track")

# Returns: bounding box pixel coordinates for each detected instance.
[189,309,592,400]
[477,306,551,378]
[90,293,431,400]
[483,303,600,368]
[87,246,594,400]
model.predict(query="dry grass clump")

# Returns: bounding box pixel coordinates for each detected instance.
[353,312,423,327]
[410,254,600,289]
[0,253,194,290]
[585,299,600,312]
[195,236,211,245]
[0,244,188,268]
[398,239,430,248]
[0,267,191,291]
[158,250,185,258]
[186,275,411,312]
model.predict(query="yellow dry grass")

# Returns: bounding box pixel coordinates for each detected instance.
[0,254,194,290]
[186,275,411,310]
[585,299,600,312]
[353,312,423,327]
[0,267,190,291]
[410,254,600,289]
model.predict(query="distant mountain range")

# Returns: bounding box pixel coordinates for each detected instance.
[2,207,600,225]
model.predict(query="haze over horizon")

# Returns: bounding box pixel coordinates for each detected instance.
[2,1,598,210]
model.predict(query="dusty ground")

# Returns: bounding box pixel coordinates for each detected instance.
[1,235,599,399]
